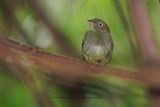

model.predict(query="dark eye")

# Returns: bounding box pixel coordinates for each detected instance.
[99,23,102,27]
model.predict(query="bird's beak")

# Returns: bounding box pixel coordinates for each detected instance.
[88,20,96,26]
[88,20,92,22]
[88,20,94,24]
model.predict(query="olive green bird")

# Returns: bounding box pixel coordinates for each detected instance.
[82,18,114,65]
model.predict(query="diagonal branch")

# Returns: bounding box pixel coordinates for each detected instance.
[0,35,160,88]
[113,0,143,66]
[1,0,33,45]
[129,0,160,66]
[27,0,77,57]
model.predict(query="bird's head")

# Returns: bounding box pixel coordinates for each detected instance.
[88,18,110,32]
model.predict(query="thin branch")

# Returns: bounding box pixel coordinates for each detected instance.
[129,0,160,66]
[113,0,143,66]
[27,0,77,57]
[128,1,160,106]
[17,67,55,107]
[0,59,55,107]
[0,0,33,44]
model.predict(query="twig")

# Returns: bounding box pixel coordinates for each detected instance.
[0,0,33,44]
[129,0,160,106]
[113,0,143,66]
[17,67,55,107]
[129,0,160,66]
[27,0,77,57]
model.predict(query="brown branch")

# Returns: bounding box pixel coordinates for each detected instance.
[0,36,141,81]
[129,0,160,66]
[27,0,77,57]
[1,35,160,89]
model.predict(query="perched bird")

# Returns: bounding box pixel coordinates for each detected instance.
[82,18,114,65]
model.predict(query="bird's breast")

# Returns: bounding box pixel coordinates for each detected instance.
[91,45,103,55]
[87,44,106,61]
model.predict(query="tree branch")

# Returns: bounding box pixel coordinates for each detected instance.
[0,35,160,89]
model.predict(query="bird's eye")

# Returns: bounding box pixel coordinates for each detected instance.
[99,23,102,27]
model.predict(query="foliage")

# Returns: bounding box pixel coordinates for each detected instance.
[0,0,159,107]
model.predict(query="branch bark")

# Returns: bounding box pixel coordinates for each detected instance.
[0,36,142,83]
[0,35,160,88]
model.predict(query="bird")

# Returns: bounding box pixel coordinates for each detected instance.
[82,18,114,65]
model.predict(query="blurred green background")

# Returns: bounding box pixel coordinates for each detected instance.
[0,0,160,107]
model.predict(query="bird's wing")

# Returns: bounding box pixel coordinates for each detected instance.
[82,30,94,49]
[82,30,97,60]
